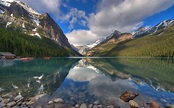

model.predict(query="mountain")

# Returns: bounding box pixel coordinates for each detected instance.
[134,19,174,37]
[87,30,133,56]
[87,19,174,57]
[0,0,79,56]
[72,30,121,55]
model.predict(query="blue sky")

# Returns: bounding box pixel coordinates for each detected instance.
[20,0,174,46]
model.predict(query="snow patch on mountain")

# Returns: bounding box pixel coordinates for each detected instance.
[30,33,41,39]
[6,22,12,27]
[87,39,101,49]
[32,18,40,26]
[15,1,40,15]
[152,19,174,34]
[1,0,14,7]
[10,13,13,17]
[0,10,5,14]
[22,22,25,28]
[87,30,120,49]
[32,28,37,32]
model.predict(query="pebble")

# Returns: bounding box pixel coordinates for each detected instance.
[93,105,98,108]
[94,100,100,105]
[128,100,138,108]
[80,103,87,108]
[75,104,80,108]
[165,104,174,108]
[160,98,167,103]
[0,102,6,107]
[12,106,20,108]
[7,101,16,107]
[120,91,139,102]
[2,98,10,104]
[48,101,54,104]
[88,104,93,108]
[98,105,102,108]
[149,101,160,108]
[54,98,64,103]
[0,97,2,102]
[17,101,22,106]
[26,101,34,105]
[107,105,114,108]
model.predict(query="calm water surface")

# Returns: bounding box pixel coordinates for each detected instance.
[0,57,174,107]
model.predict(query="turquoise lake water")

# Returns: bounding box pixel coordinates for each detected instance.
[0,57,174,107]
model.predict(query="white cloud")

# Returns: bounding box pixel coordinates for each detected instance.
[66,30,99,46]
[18,0,174,46]
[63,8,88,29]
[89,0,174,37]
[68,0,174,46]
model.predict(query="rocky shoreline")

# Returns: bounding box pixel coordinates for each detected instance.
[0,91,174,108]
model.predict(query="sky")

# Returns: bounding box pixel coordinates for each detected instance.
[19,0,174,46]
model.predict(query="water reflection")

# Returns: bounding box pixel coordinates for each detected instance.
[0,58,79,98]
[0,57,174,107]
[54,58,174,106]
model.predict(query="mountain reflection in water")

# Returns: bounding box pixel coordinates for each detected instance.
[0,57,174,107]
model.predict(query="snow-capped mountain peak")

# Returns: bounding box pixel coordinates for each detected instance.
[134,19,174,37]
[1,0,40,15]
[15,1,40,15]
[87,30,121,49]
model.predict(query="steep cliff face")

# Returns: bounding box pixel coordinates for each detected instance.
[39,13,71,48]
[0,0,79,56]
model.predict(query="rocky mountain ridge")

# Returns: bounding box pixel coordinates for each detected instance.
[134,19,174,37]
[0,0,77,55]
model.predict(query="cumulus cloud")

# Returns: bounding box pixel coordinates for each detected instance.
[63,8,88,29]
[89,0,174,37]
[68,0,174,45]
[18,0,174,46]
[66,30,99,46]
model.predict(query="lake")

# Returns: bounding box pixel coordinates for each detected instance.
[0,57,174,107]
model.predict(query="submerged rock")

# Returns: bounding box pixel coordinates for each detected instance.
[0,102,5,107]
[48,100,54,104]
[14,93,23,101]
[93,105,98,108]
[94,100,100,105]
[54,98,64,103]
[107,105,114,108]
[0,97,2,102]
[7,101,16,107]
[88,104,93,108]
[75,104,80,108]
[165,104,174,108]
[129,100,138,108]
[120,91,139,102]
[149,101,160,108]
[26,101,34,105]
[80,103,87,108]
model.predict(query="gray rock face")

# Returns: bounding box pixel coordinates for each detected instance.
[0,0,79,56]
[39,13,71,48]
